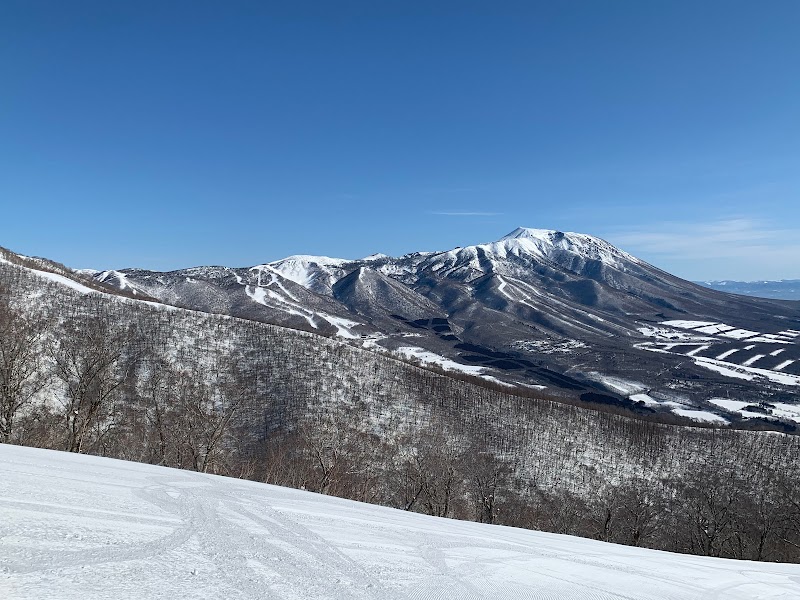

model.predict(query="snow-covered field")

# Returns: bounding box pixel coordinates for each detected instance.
[636,320,800,389]
[1,446,798,599]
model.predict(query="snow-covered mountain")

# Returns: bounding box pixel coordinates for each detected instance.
[81,227,800,426]
[3,443,798,600]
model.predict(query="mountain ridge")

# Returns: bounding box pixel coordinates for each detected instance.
[6,227,800,429]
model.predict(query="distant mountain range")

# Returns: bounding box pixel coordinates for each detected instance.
[71,227,800,428]
[696,279,800,301]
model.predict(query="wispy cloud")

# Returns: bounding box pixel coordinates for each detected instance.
[606,218,800,280]
[430,211,503,217]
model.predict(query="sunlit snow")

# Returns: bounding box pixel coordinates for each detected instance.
[1,445,798,600]
[395,346,485,375]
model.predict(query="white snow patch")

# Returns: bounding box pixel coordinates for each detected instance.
[692,359,755,381]
[709,398,750,412]
[33,270,96,294]
[629,393,660,406]
[480,375,516,387]
[395,346,485,375]
[672,409,729,424]
[496,276,514,301]
[709,398,800,423]
[715,348,740,360]
[638,326,716,342]
[720,329,760,340]
[4,444,798,599]
[267,255,347,289]
[746,336,792,344]
[694,324,735,334]
[771,403,800,423]
[741,354,766,367]
[762,333,795,342]
[320,314,360,339]
[692,356,800,386]
[661,320,717,329]
[361,253,389,261]
[585,373,647,395]
[245,285,317,329]
[359,334,387,349]
[685,345,709,357]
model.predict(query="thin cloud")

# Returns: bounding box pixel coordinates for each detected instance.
[606,218,800,280]
[430,211,504,216]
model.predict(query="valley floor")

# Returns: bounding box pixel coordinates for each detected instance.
[1,444,798,599]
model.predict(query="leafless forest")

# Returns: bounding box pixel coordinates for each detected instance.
[2,259,799,563]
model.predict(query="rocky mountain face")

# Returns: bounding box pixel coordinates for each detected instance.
[74,228,800,427]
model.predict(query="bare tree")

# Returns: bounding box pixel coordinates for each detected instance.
[467,450,510,524]
[170,363,243,474]
[405,426,465,519]
[680,469,740,557]
[50,314,133,453]
[0,288,49,443]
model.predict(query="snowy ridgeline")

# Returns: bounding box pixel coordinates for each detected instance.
[1,444,798,600]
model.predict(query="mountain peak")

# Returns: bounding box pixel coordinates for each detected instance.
[500,227,599,243]
[494,227,638,268]
[501,227,562,240]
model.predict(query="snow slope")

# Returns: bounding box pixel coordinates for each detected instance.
[1,445,798,600]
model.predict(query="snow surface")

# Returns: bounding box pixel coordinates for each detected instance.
[692,356,800,386]
[395,346,485,375]
[742,354,766,367]
[661,320,717,329]
[709,398,800,423]
[2,444,799,600]
[32,269,96,294]
[771,403,800,423]
[629,393,660,406]
[709,398,751,412]
[716,348,741,360]
[672,409,729,424]
[497,228,641,267]
[266,255,347,289]
[585,373,647,395]
[321,314,361,339]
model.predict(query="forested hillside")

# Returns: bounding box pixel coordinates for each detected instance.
[2,255,799,563]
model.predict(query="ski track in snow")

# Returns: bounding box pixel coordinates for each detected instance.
[495,276,514,302]
[741,354,766,367]
[2,445,799,600]
[716,349,740,360]
[686,345,709,357]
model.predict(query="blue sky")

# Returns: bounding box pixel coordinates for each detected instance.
[1,1,798,280]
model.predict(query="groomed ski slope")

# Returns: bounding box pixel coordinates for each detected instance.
[1,445,797,599]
